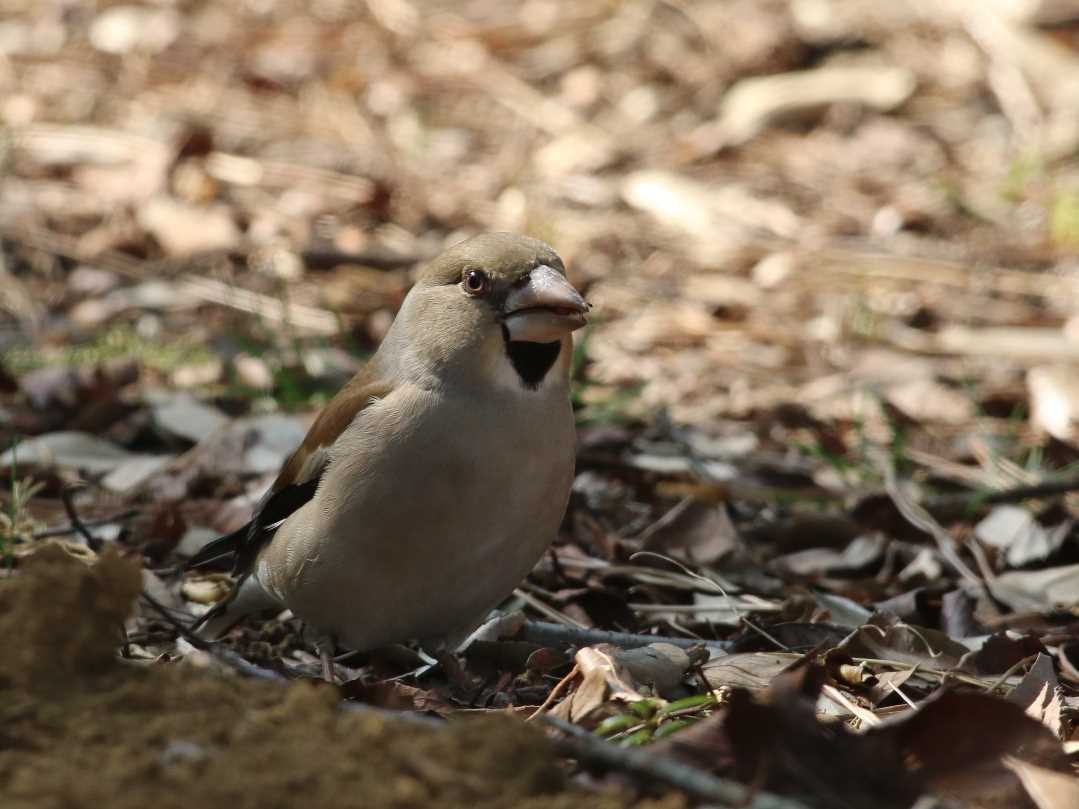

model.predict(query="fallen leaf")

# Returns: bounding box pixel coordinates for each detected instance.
[137,196,240,256]
[0,431,142,474]
[639,498,738,566]
[702,652,796,691]
[1004,756,1079,809]
[960,631,1048,678]
[976,505,1070,568]
[560,645,648,722]
[770,532,887,578]
[868,688,1069,807]
[101,455,174,493]
[151,392,230,444]
[665,661,921,808]
[1008,653,1059,714]
[987,564,1079,613]
[1028,365,1079,444]
[610,643,694,698]
[838,612,971,669]
[1007,654,1065,740]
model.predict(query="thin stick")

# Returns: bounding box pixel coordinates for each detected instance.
[542,715,813,809]
[886,680,918,710]
[983,654,1038,695]
[926,477,1079,517]
[822,684,880,728]
[139,591,285,682]
[512,587,587,628]
[33,509,139,539]
[527,664,580,721]
[629,602,782,614]
[517,620,731,653]
[874,451,983,587]
[179,276,339,335]
[59,483,103,552]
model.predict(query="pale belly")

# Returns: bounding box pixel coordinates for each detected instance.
[260,384,575,652]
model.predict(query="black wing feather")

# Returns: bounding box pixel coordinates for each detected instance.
[184,476,321,573]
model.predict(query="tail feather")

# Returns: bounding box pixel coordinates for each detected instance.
[184,524,248,570]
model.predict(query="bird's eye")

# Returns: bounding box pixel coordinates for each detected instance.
[463,270,489,296]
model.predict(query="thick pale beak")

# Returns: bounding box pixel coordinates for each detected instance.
[502,265,589,343]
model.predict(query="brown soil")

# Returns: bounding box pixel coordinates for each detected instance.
[0,547,679,809]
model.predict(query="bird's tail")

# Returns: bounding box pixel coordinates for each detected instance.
[184,524,249,571]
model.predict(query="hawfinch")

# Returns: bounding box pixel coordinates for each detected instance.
[187,233,588,676]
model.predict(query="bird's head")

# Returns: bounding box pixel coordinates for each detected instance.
[391,233,589,390]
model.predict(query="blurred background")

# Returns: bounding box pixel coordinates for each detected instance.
[2,0,1079,530]
[5,6,1079,801]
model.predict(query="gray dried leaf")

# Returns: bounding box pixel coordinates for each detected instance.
[986,563,1079,613]
[702,651,795,691]
[976,505,1070,568]
[0,431,139,473]
[151,393,229,444]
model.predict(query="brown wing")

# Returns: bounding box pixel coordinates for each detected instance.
[185,364,394,574]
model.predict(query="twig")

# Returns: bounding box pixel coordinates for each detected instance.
[138,591,285,682]
[630,550,789,650]
[632,496,695,542]
[959,2,1044,149]
[512,587,588,628]
[33,508,139,539]
[59,483,103,552]
[983,654,1038,695]
[815,245,1079,302]
[542,715,812,809]
[849,657,987,690]
[873,451,983,588]
[926,477,1079,518]
[629,602,782,614]
[821,684,880,728]
[526,663,580,721]
[517,620,732,653]
[178,275,340,335]
[739,616,791,652]
[886,680,918,710]
[0,222,146,279]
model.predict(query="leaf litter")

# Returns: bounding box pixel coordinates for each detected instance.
[2,0,1079,807]
[0,547,678,809]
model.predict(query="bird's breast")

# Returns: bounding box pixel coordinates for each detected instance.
[273,381,575,650]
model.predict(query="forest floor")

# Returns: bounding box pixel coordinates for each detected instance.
[2,2,1079,808]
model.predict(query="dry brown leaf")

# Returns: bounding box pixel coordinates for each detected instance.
[1003,756,1079,809]
[564,645,648,722]
[702,652,797,692]
[869,688,1070,807]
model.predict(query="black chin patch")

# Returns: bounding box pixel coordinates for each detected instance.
[503,330,561,390]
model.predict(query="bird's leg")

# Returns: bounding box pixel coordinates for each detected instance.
[314,634,337,683]
[435,650,473,691]
[421,641,477,693]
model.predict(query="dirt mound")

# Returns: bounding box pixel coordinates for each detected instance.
[0,548,678,809]
[0,543,141,692]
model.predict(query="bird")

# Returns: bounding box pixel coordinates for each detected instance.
[186,232,589,680]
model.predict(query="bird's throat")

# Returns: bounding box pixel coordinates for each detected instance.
[503,336,561,390]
